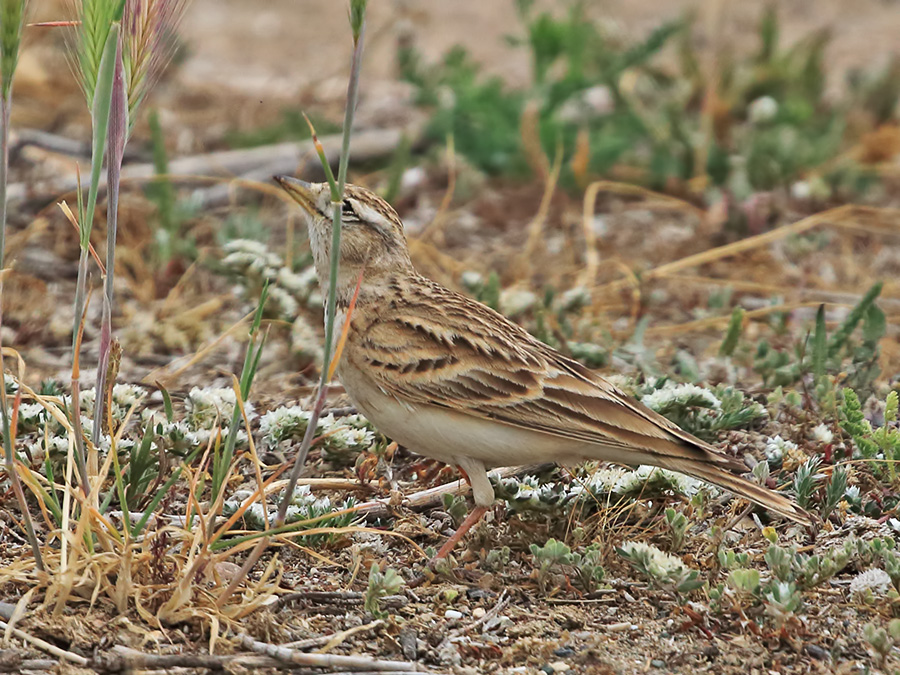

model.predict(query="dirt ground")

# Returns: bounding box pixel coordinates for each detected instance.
[1,1,900,674]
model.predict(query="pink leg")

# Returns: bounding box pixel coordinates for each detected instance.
[433,505,489,560]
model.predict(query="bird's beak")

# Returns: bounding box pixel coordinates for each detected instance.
[275,175,316,216]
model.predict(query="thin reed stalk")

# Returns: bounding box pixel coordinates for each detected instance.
[92,38,126,446]
[0,0,42,569]
[276,0,368,526]
[69,14,121,494]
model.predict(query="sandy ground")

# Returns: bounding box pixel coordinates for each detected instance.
[174,0,900,99]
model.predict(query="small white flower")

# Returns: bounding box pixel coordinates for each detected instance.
[765,435,797,462]
[557,287,591,312]
[269,285,299,317]
[186,387,253,430]
[850,569,892,596]
[277,265,318,296]
[29,435,69,459]
[585,467,627,493]
[748,96,778,123]
[292,316,324,365]
[790,181,811,201]
[604,374,633,393]
[619,541,688,579]
[80,388,97,414]
[640,382,721,412]
[259,405,311,445]
[499,288,538,318]
[222,239,282,277]
[330,425,375,451]
[460,271,484,292]
[111,384,145,410]
[17,403,46,423]
[244,502,269,528]
[811,424,834,445]
[614,465,700,497]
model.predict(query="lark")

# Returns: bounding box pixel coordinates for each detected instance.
[276,177,813,558]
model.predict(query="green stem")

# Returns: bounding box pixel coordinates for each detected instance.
[93,41,127,446]
[276,12,368,526]
[0,91,43,570]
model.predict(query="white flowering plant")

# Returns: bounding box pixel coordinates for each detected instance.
[638,380,767,441]
[223,484,358,543]
[617,540,704,596]
[219,239,319,319]
[259,406,380,467]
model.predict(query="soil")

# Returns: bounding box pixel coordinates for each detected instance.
[1,2,900,674]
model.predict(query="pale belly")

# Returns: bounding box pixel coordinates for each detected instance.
[336,362,621,469]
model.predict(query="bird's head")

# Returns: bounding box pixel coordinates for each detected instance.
[275,177,413,302]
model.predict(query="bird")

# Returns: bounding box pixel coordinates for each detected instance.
[275,176,813,560]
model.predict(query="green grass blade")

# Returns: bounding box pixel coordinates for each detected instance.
[812,304,826,379]
[82,22,120,249]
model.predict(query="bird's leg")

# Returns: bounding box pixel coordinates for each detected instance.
[433,505,489,560]
[431,460,491,560]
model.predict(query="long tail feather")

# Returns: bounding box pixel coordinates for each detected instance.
[664,459,814,526]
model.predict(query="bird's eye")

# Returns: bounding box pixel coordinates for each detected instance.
[341,201,358,222]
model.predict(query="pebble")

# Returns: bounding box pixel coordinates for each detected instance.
[805,644,829,661]
[444,609,463,620]
[548,661,570,673]
[553,647,575,657]
[651,659,666,668]
[472,607,486,619]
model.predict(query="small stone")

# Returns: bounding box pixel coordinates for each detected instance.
[805,644,829,661]
[399,627,418,660]
[548,661,570,673]
[444,609,463,620]
[553,647,576,658]
[651,659,666,668]
[472,607,486,619]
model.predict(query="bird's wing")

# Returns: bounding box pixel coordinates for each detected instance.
[347,279,741,470]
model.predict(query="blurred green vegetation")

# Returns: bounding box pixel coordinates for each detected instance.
[400,1,899,201]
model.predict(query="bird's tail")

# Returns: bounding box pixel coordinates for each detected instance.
[663,458,814,526]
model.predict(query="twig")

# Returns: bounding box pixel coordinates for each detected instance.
[0,619,88,665]
[96,645,302,671]
[354,464,553,519]
[450,590,509,638]
[0,658,56,673]
[8,126,421,205]
[283,619,385,653]
[275,591,406,611]
[238,632,428,672]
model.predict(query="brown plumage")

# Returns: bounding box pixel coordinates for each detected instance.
[276,176,813,538]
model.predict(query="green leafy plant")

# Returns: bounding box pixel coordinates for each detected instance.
[664,507,688,552]
[792,455,822,510]
[753,284,883,391]
[840,388,900,481]
[210,283,268,507]
[863,619,900,668]
[530,538,605,594]
[145,109,199,266]
[617,540,703,597]
[364,562,404,618]
[530,537,575,594]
